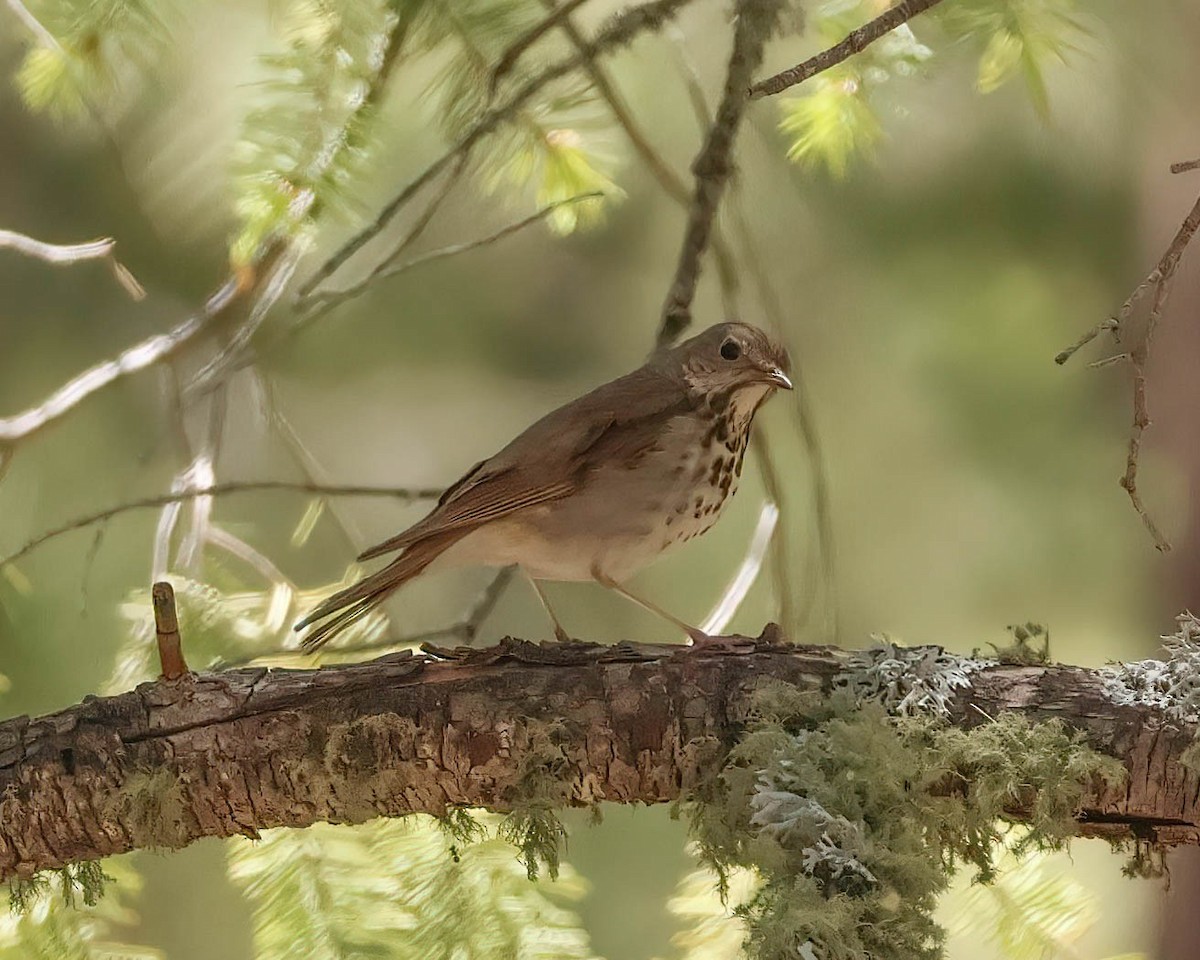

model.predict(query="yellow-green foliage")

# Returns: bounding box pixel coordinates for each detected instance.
[779,0,1088,176]
[2,858,157,959]
[15,0,176,122]
[227,817,598,960]
[685,686,1124,960]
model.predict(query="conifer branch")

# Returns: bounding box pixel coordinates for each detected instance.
[2,632,1197,879]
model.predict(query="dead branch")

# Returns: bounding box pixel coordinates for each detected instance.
[2,630,1198,879]
[0,229,144,299]
[1056,178,1200,553]
[748,0,946,99]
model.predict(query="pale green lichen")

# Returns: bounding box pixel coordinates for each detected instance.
[837,639,996,719]
[686,655,1125,960]
[1102,612,1200,723]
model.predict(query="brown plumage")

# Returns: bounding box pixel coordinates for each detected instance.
[296,321,791,649]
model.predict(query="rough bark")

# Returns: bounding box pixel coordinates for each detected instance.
[1,628,1197,880]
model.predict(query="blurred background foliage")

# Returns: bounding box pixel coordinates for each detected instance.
[1,0,1199,956]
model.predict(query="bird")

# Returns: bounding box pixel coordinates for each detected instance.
[295,321,792,650]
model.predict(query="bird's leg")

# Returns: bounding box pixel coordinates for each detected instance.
[524,572,573,643]
[591,567,711,645]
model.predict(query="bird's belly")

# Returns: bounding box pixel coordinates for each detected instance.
[434,438,744,582]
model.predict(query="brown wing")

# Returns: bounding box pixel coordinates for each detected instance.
[356,365,690,561]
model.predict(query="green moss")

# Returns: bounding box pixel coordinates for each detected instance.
[684,671,1125,960]
[8,860,113,913]
[496,719,576,881]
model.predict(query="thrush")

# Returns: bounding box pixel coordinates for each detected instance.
[296,321,792,649]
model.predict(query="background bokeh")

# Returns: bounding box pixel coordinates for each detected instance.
[2,0,1200,957]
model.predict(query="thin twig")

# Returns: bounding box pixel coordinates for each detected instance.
[657,0,783,348]
[0,481,442,569]
[299,0,696,299]
[295,193,603,327]
[489,0,593,96]
[0,264,252,446]
[1171,158,1200,175]
[748,0,945,99]
[699,502,778,634]
[0,229,145,299]
[1057,186,1200,552]
[4,0,60,49]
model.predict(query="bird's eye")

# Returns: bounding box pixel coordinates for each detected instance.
[720,339,741,361]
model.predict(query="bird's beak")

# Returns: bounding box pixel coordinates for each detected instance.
[763,366,793,390]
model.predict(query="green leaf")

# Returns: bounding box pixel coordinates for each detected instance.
[779,74,883,178]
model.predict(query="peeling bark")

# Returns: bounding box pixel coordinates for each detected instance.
[1,628,1197,879]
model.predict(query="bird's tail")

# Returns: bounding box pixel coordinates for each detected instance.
[295,531,463,650]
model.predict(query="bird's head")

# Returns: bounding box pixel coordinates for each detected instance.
[671,322,792,399]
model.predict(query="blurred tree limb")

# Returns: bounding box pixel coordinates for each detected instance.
[1,631,1197,880]
[657,0,784,347]
[1056,164,1200,553]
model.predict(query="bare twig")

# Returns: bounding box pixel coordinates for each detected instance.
[0,267,250,447]
[699,501,778,634]
[299,0,696,299]
[1170,158,1200,175]
[748,0,945,99]
[489,0,593,96]
[294,193,603,328]
[657,0,783,347]
[727,191,837,640]
[0,481,442,570]
[0,229,145,299]
[1057,186,1200,552]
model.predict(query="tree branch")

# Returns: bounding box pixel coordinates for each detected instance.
[2,629,1197,879]
[0,230,144,299]
[657,0,783,347]
[1056,178,1200,553]
[0,481,442,570]
[748,0,945,99]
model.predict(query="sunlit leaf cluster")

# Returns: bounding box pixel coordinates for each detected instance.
[412,0,621,233]
[15,0,176,122]
[230,0,398,264]
[780,0,1087,176]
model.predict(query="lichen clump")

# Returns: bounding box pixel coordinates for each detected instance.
[687,643,1125,960]
[1103,611,1200,723]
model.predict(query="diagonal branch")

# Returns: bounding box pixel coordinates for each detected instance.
[748,0,946,99]
[657,0,783,348]
[0,481,442,570]
[2,631,1197,879]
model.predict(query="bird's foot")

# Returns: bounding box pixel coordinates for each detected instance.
[686,631,757,654]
